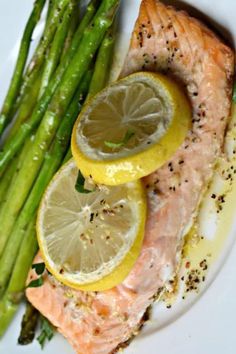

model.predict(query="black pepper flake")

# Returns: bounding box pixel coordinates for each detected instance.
[199,259,208,271]
[168,162,174,172]
[211,193,216,199]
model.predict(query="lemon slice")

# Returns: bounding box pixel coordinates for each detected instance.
[72,72,191,185]
[37,159,146,291]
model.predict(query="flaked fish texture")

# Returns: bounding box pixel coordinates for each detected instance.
[26,1,234,353]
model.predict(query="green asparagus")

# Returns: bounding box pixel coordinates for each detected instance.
[0,0,118,339]
[12,0,70,111]
[5,69,42,142]
[0,71,92,296]
[0,0,119,258]
[18,302,39,345]
[0,0,46,136]
[0,71,92,334]
[0,0,100,172]
[39,2,75,97]
[61,0,80,59]
[0,159,18,207]
[0,219,37,337]
[87,29,115,99]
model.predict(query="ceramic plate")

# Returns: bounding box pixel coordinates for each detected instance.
[0,1,236,353]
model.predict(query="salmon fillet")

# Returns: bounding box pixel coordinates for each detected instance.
[26,1,234,353]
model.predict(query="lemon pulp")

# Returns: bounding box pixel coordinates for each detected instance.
[72,72,191,185]
[37,159,146,291]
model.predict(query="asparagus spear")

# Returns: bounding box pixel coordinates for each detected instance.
[0,0,46,136]
[0,0,120,258]
[39,2,76,97]
[0,3,72,207]
[11,0,70,113]
[45,0,56,30]
[0,71,92,335]
[61,0,80,59]
[87,29,115,99]
[0,5,73,188]
[0,18,116,333]
[18,302,39,345]
[0,71,92,296]
[0,0,100,172]
[4,69,42,144]
[0,159,17,204]
[0,219,37,337]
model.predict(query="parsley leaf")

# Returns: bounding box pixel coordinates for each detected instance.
[32,262,45,275]
[233,82,236,103]
[104,129,135,149]
[37,316,54,349]
[26,277,43,288]
[75,170,94,194]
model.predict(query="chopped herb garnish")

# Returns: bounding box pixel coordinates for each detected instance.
[37,316,54,349]
[32,262,45,275]
[233,82,236,103]
[27,277,43,288]
[104,129,135,148]
[75,170,94,194]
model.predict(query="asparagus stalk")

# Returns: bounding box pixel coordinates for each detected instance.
[0,0,120,258]
[0,0,46,136]
[0,71,92,296]
[87,29,115,99]
[4,69,42,143]
[9,0,70,122]
[0,5,72,193]
[18,302,39,345]
[0,219,37,337]
[0,159,18,207]
[0,0,100,172]
[0,72,92,335]
[39,2,75,97]
[45,0,56,31]
[0,19,116,332]
[26,0,70,75]
[61,0,80,59]
[2,0,70,135]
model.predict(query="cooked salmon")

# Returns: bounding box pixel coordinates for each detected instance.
[26,1,234,353]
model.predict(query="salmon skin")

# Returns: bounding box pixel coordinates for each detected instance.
[26,1,234,353]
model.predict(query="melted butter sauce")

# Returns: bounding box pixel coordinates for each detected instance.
[185,104,236,267]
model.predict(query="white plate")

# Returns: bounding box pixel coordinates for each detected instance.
[0,1,236,353]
